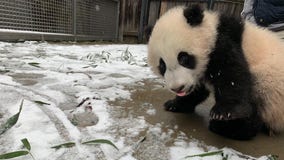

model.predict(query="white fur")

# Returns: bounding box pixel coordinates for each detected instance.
[164,66,195,91]
[242,22,284,132]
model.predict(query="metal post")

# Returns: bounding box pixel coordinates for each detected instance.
[208,0,215,10]
[73,0,77,41]
[115,0,120,42]
[119,0,125,42]
[138,0,149,43]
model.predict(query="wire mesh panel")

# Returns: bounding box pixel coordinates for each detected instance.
[0,0,73,34]
[76,0,119,40]
[0,0,119,41]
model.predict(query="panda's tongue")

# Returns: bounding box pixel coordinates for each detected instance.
[177,91,186,97]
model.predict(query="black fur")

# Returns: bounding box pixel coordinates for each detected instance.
[183,5,204,26]
[158,58,166,76]
[164,84,209,113]
[205,15,263,140]
[178,51,196,69]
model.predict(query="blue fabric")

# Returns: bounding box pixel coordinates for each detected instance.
[253,0,284,26]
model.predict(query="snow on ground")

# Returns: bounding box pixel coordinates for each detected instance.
[0,42,270,160]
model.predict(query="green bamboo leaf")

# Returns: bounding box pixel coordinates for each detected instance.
[34,101,50,106]
[51,142,76,149]
[0,69,10,73]
[268,155,279,160]
[21,138,31,151]
[184,150,223,159]
[82,139,119,150]
[0,100,24,135]
[28,62,40,68]
[0,151,29,159]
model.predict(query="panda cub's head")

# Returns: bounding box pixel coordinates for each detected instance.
[147,5,219,96]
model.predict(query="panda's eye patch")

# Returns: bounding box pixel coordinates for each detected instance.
[158,58,166,76]
[178,51,196,69]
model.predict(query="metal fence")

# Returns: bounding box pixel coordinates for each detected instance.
[0,0,119,41]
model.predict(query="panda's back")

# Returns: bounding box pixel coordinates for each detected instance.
[242,22,284,132]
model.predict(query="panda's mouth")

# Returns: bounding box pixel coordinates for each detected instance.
[176,91,187,97]
[176,86,194,97]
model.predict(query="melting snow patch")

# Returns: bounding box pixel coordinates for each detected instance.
[0,42,273,160]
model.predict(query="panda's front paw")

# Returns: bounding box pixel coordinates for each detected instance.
[164,99,179,112]
[210,103,253,120]
[164,99,195,113]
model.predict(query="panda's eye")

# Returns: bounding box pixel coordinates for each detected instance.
[178,51,196,69]
[158,58,166,76]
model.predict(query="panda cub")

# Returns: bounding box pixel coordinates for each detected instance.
[147,5,284,140]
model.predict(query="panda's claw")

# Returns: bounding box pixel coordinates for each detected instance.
[210,111,232,121]
[211,113,215,119]
[211,113,222,120]
[210,112,214,118]
[169,106,176,111]
[212,114,215,119]
[227,113,231,119]
[215,114,219,120]
[210,102,253,121]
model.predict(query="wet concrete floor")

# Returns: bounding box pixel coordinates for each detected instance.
[111,79,284,159]
[5,65,284,159]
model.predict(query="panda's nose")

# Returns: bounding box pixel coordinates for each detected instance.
[171,85,185,93]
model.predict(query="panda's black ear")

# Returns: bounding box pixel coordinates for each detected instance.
[183,5,204,26]
[144,25,153,42]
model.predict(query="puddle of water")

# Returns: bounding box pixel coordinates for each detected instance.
[110,79,284,158]
[10,73,45,86]
[108,73,130,78]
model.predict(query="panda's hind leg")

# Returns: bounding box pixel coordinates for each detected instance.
[209,113,262,140]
